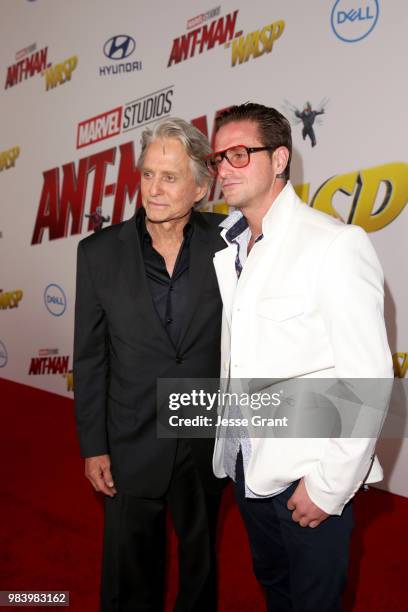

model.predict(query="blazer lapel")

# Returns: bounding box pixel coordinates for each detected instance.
[213,244,237,328]
[118,213,172,344]
[234,183,297,298]
[177,211,224,349]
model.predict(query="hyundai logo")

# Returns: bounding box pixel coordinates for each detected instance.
[44,283,67,316]
[331,0,379,43]
[0,340,8,368]
[103,35,136,60]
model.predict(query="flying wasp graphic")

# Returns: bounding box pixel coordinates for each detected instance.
[283,98,329,148]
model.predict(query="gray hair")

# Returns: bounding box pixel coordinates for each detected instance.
[138,117,212,188]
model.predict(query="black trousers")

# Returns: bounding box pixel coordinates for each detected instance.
[234,451,353,612]
[101,440,221,612]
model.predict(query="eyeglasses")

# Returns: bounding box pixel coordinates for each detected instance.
[205,145,274,176]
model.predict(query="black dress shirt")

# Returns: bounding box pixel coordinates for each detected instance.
[136,209,193,348]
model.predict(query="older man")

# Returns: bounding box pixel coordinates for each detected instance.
[74,118,226,611]
[208,103,393,611]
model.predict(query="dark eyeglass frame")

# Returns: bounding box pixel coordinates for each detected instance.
[205,145,274,175]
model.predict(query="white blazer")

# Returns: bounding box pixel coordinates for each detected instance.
[212,182,393,515]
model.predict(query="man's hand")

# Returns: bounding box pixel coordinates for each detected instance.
[287,478,329,528]
[85,455,117,497]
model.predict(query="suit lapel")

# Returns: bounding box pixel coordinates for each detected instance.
[213,245,237,328]
[213,183,299,322]
[234,183,297,299]
[177,211,224,349]
[118,213,172,345]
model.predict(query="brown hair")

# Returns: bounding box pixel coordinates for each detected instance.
[215,103,292,180]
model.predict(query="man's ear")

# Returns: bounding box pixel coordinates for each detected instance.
[273,146,289,178]
[195,180,210,203]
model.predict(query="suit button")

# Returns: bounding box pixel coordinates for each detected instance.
[176,355,183,364]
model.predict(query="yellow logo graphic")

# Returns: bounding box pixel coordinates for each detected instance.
[205,162,407,232]
[63,370,74,392]
[0,289,23,309]
[228,19,285,67]
[0,146,20,172]
[295,163,407,232]
[393,353,408,378]
[45,55,78,91]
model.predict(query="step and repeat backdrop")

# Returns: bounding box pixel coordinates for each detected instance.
[1,0,407,495]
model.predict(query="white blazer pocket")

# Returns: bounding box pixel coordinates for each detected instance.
[256,295,304,322]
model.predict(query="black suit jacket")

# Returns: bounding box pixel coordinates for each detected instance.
[74,209,226,497]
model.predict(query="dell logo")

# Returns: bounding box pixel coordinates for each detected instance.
[0,340,8,368]
[44,283,67,316]
[331,0,379,43]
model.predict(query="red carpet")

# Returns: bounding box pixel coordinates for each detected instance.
[1,377,407,611]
